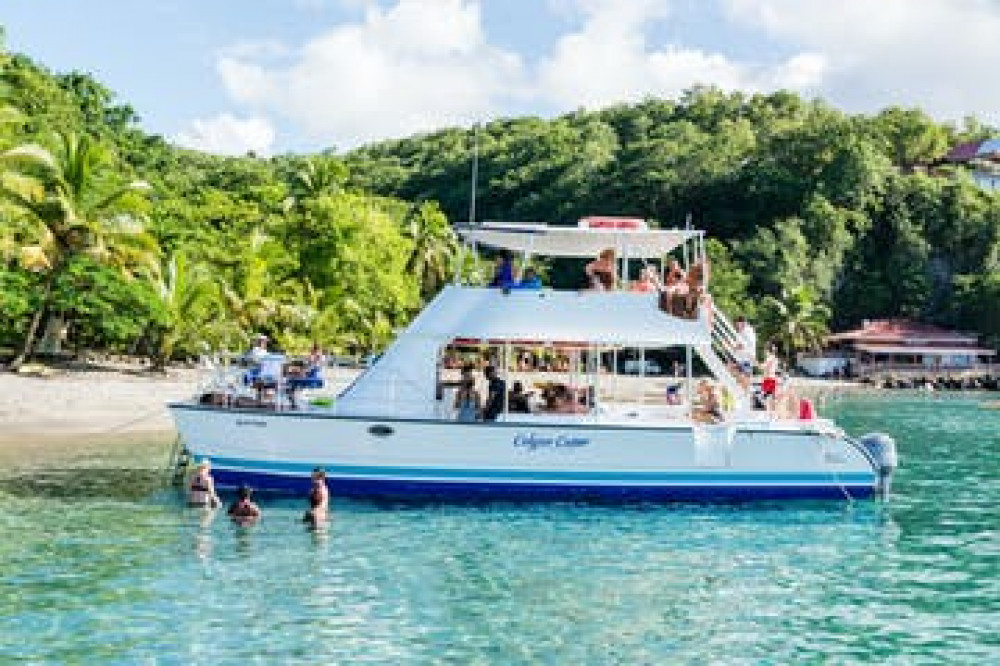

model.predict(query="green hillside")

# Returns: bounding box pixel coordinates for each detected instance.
[3,46,999,367]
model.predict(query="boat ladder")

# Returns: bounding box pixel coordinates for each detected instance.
[167,434,191,487]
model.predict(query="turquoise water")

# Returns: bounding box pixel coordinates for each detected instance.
[1,395,998,663]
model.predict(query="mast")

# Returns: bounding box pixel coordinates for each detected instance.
[468,122,480,225]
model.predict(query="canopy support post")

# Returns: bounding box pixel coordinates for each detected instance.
[685,345,693,421]
[640,346,646,404]
[503,341,510,417]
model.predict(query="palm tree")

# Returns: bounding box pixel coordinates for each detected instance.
[284,157,346,282]
[0,131,156,369]
[758,284,832,363]
[147,252,220,370]
[402,201,458,298]
[220,228,313,350]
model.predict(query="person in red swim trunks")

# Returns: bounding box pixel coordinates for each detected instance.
[760,347,780,410]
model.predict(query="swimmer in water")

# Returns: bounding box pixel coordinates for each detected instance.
[187,460,221,509]
[227,485,261,524]
[302,468,329,529]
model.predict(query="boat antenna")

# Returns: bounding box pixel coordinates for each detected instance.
[468,122,480,225]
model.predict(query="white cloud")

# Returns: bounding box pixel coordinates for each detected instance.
[218,0,524,149]
[216,39,291,61]
[536,0,826,110]
[200,0,1000,152]
[173,114,276,156]
[723,0,1000,125]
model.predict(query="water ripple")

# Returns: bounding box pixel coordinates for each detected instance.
[0,394,998,662]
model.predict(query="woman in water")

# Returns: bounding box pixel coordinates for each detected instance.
[228,485,262,524]
[303,468,330,528]
[187,460,221,509]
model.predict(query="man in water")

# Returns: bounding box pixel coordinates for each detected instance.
[303,468,329,529]
[228,485,262,524]
[481,365,506,421]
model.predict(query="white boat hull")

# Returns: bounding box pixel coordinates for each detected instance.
[170,404,881,501]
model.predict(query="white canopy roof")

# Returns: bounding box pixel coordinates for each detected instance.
[455,221,700,258]
[445,288,710,346]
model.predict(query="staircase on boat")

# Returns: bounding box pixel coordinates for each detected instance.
[697,306,753,413]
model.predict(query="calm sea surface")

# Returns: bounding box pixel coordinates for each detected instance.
[1,394,998,664]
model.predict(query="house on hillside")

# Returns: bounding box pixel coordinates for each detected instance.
[797,319,996,377]
[937,139,1000,190]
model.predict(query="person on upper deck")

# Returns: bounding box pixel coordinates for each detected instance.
[663,259,686,292]
[511,266,542,290]
[489,253,515,288]
[585,248,617,290]
[630,266,659,293]
[663,260,710,321]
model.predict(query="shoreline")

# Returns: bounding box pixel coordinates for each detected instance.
[0,366,988,449]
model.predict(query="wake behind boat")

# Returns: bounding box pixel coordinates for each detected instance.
[169,218,897,501]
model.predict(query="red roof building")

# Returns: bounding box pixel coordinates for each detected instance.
[822,319,995,376]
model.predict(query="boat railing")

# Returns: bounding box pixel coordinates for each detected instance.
[709,307,743,367]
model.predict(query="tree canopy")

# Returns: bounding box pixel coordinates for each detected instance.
[2,47,1000,367]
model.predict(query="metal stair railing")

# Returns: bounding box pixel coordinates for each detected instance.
[702,305,752,412]
[696,345,750,413]
[710,307,743,367]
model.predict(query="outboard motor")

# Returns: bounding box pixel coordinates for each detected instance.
[857,433,898,500]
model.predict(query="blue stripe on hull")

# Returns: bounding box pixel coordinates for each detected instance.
[206,456,877,485]
[212,468,876,502]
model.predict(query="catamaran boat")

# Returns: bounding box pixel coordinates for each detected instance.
[169,218,897,501]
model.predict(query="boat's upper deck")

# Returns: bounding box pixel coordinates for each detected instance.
[454,219,702,259]
[436,287,709,347]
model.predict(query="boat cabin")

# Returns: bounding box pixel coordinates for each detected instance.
[330,218,755,424]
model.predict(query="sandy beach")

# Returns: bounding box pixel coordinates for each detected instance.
[0,367,198,442]
[0,362,868,443]
[0,364,372,442]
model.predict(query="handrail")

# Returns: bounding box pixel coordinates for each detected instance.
[709,307,743,366]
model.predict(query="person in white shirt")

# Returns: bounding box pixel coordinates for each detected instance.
[250,334,269,362]
[733,316,757,375]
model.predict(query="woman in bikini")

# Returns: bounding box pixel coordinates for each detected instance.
[187,460,221,509]
[303,468,330,528]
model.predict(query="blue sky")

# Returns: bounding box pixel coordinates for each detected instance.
[3,0,999,155]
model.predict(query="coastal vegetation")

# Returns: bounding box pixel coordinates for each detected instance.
[2,47,1000,367]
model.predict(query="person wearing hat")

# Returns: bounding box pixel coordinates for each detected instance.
[228,485,262,523]
[187,459,221,508]
[250,334,270,362]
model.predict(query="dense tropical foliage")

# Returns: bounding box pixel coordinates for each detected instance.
[2,42,1000,367]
